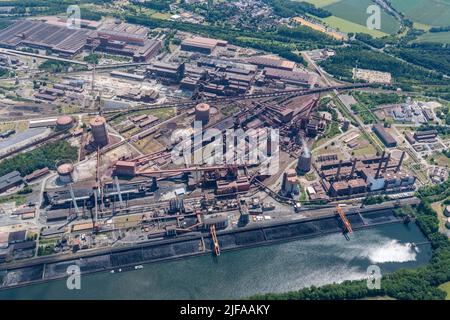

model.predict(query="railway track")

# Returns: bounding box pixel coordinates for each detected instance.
[94,83,376,116]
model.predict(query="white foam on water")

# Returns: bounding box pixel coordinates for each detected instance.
[367,240,417,263]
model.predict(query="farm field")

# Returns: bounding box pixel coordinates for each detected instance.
[319,15,388,38]
[323,0,401,34]
[390,0,450,27]
[414,31,450,44]
[305,0,401,36]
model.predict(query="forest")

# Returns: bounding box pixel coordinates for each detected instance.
[0,140,78,177]
[387,44,450,76]
[262,0,331,18]
[320,44,448,86]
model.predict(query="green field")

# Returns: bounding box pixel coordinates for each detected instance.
[305,0,401,36]
[390,0,450,27]
[320,15,388,37]
[325,0,400,34]
[415,31,450,44]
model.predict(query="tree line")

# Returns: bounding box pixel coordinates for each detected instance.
[262,0,331,19]
[320,44,449,87]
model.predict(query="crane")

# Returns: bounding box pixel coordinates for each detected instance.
[336,205,353,235]
[210,225,220,256]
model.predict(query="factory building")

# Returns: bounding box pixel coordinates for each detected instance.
[181,36,227,54]
[90,116,109,147]
[414,130,438,142]
[180,77,201,91]
[248,56,295,71]
[114,161,137,177]
[317,152,414,197]
[422,109,434,122]
[46,210,70,222]
[25,167,50,182]
[216,176,250,195]
[263,68,314,87]
[195,103,211,124]
[44,180,154,209]
[146,62,185,83]
[0,20,93,57]
[329,179,367,197]
[117,88,159,102]
[86,23,162,62]
[202,213,229,230]
[372,124,397,147]
[53,83,84,93]
[297,148,312,173]
[0,171,22,193]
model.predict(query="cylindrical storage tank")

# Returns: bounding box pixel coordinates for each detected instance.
[444,205,450,217]
[56,115,74,131]
[195,103,210,125]
[90,116,109,147]
[297,148,311,173]
[57,163,74,184]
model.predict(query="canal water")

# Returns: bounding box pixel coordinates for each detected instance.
[0,223,432,299]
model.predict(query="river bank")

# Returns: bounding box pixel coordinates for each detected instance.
[0,221,431,299]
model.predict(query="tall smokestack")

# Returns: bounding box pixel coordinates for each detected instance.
[397,151,406,173]
[350,158,357,177]
[383,153,391,172]
[376,151,385,179]
[335,160,342,181]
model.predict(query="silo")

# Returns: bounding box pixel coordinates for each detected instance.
[57,163,74,184]
[90,116,109,147]
[297,147,311,173]
[56,115,74,131]
[195,103,210,125]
